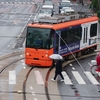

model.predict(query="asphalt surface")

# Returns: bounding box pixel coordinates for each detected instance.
[0,0,100,100]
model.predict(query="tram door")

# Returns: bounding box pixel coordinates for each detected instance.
[80,24,89,49]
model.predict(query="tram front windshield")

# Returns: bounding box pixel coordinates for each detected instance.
[26,27,53,49]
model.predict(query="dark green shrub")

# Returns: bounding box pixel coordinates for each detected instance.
[91,0,99,12]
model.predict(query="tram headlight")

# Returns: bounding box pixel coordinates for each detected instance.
[45,54,48,57]
[26,53,29,55]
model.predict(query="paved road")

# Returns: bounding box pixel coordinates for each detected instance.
[0,1,100,100]
[0,1,36,56]
[59,55,100,100]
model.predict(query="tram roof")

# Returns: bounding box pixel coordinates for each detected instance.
[28,16,98,30]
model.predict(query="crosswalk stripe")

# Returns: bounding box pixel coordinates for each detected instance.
[9,71,16,84]
[84,71,99,84]
[33,70,99,85]
[72,71,86,84]
[18,2,21,4]
[1,2,4,4]
[62,71,72,84]
[34,70,44,84]
[98,73,100,76]
[0,2,35,4]
[6,2,8,4]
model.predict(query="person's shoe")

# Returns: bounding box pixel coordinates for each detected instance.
[61,79,64,82]
[51,78,55,82]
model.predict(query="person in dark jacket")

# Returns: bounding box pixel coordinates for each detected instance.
[51,60,64,82]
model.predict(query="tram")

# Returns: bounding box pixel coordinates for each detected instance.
[25,13,98,67]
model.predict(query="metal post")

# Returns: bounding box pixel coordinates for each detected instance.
[99,0,100,11]
[81,0,84,5]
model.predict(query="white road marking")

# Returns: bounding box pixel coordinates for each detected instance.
[20,55,23,57]
[69,64,73,66]
[88,62,92,66]
[32,92,35,96]
[72,67,75,70]
[30,86,33,90]
[9,71,16,84]
[98,72,100,76]
[23,66,26,69]
[0,2,35,4]
[84,71,99,84]
[21,60,24,63]
[34,98,37,100]
[34,70,44,84]
[1,2,4,4]
[22,2,26,4]
[18,2,21,4]
[62,71,72,84]
[22,63,25,65]
[72,71,86,84]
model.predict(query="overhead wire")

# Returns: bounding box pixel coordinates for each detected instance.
[56,31,85,71]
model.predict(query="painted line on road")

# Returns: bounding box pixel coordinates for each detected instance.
[72,71,86,84]
[72,67,75,70]
[34,98,37,100]
[32,92,35,96]
[9,71,16,84]
[62,71,72,84]
[98,72,100,77]
[84,71,99,84]
[34,70,44,84]
[88,62,92,66]
[0,2,35,4]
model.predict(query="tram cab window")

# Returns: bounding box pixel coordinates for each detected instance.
[90,23,97,37]
[26,27,52,49]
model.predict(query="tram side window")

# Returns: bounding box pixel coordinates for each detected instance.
[61,30,67,46]
[60,27,82,46]
[74,28,82,41]
[56,34,59,52]
[61,30,74,45]
[66,30,73,43]
[90,23,97,37]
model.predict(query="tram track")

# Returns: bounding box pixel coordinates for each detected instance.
[44,51,97,100]
[0,51,24,61]
[0,57,24,74]
[21,65,54,100]
[0,51,24,97]
[23,52,97,100]
[0,51,98,100]
[23,67,34,100]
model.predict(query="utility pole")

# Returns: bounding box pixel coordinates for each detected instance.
[80,0,84,5]
[99,0,100,11]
